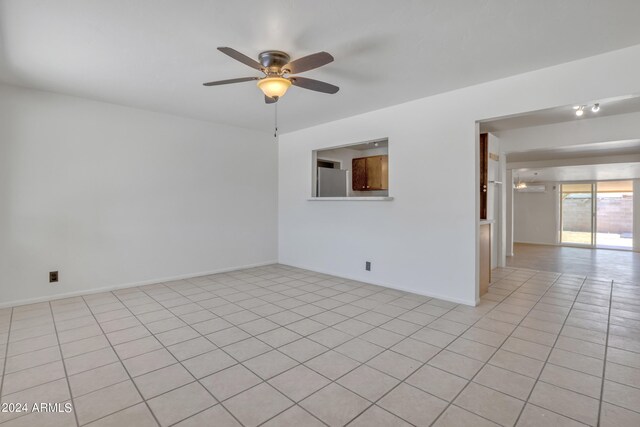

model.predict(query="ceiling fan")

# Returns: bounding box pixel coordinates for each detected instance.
[203,47,339,103]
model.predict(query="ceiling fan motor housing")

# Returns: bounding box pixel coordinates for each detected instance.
[204,47,339,100]
[259,50,291,74]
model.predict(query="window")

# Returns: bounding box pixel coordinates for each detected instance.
[312,139,389,198]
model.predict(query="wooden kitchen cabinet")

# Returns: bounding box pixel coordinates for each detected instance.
[352,158,367,191]
[352,155,388,191]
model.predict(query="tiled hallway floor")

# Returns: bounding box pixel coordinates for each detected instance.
[1,265,639,426]
[507,243,640,284]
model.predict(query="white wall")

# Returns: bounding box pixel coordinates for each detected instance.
[278,44,640,305]
[513,184,559,245]
[0,84,278,307]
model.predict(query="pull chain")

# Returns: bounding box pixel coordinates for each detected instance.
[274,101,278,139]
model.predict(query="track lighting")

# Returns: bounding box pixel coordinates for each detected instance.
[573,103,601,117]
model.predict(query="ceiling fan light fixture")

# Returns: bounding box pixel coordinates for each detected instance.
[257,77,291,98]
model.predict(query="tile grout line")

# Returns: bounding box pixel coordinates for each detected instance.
[339,269,548,426]
[137,271,357,427]
[232,272,495,425]
[140,266,392,425]
[597,279,615,427]
[164,272,382,427]
[1,266,635,427]
[5,269,356,427]
[237,268,537,426]
[47,301,81,427]
[149,270,448,427]
[135,284,296,427]
[183,270,634,426]
[0,308,14,400]
[425,271,567,427]
[109,287,264,427]
[0,270,584,424]
[0,272,592,426]
[342,304,467,427]
[149,273,531,427]
[154,267,476,427]
[83,273,317,425]
[511,276,589,426]
[15,302,614,425]
[256,300,465,427]
[214,274,479,427]
[79,295,163,427]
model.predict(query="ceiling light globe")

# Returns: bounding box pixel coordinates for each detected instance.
[592,104,600,112]
[257,77,291,98]
[575,109,584,117]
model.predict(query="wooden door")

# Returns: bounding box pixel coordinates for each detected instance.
[479,133,488,219]
[352,158,367,191]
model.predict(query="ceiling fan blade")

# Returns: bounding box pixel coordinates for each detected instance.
[283,52,334,74]
[264,95,278,104]
[203,77,259,86]
[217,47,263,71]
[290,77,339,94]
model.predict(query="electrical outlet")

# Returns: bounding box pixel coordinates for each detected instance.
[365,261,371,271]
[49,271,59,283]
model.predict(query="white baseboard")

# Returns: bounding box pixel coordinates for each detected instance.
[0,260,279,309]
[514,241,639,253]
[513,240,558,246]
[280,261,478,307]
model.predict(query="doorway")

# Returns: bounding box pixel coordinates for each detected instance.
[560,180,633,249]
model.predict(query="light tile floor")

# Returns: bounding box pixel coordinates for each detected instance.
[1,265,639,426]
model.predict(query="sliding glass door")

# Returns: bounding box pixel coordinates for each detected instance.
[595,180,633,249]
[560,183,594,246]
[560,181,634,249]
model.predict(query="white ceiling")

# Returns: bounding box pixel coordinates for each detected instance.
[507,139,640,163]
[2,1,640,133]
[514,163,640,183]
[481,96,640,133]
